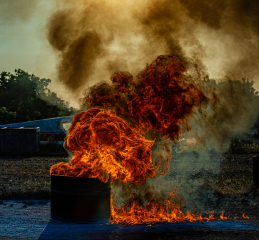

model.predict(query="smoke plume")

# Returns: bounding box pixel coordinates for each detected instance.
[49,0,259,212]
[47,0,259,93]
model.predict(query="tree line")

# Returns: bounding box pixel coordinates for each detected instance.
[0,69,76,124]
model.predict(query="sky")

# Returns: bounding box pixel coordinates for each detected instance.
[1,0,259,108]
[0,1,76,106]
[0,1,54,75]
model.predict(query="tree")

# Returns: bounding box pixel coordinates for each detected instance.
[0,69,76,124]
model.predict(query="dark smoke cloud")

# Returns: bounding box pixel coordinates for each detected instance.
[47,0,259,152]
[222,0,259,80]
[47,11,76,52]
[182,0,259,33]
[52,0,259,213]
[47,6,105,92]
[181,0,226,29]
[0,0,39,23]
[180,0,259,81]
[47,0,209,94]
[58,32,102,91]
[136,0,185,57]
[227,0,259,35]
[47,0,135,93]
[44,0,259,94]
[47,0,259,133]
[134,0,211,82]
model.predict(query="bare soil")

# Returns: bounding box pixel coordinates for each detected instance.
[206,154,255,195]
[0,154,258,198]
[1,154,259,218]
[0,156,68,199]
[0,154,258,199]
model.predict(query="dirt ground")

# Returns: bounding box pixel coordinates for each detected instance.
[0,156,68,199]
[0,154,259,218]
[0,154,257,199]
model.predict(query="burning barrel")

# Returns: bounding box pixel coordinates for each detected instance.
[51,175,111,223]
[49,108,157,222]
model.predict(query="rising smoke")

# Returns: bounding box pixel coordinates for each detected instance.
[48,0,259,92]
[49,0,259,212]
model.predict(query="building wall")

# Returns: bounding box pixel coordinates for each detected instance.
[0,128,40,155]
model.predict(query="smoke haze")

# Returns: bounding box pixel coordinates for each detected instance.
[50,0,259,212]
[47,0,259,94]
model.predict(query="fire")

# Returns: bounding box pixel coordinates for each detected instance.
[50,108,159,184]
[109,191,249,225]
[50,55,250,225]
[110,190,212,225]
[84,55,208,139]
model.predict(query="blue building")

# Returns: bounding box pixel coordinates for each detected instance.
[0,116,74,134]
[0,116,74,145]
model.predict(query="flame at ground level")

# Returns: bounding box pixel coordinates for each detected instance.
[49,107,250,224]
[109,191,250,225]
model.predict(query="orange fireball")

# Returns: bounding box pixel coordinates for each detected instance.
[50,54,251,225]
[84,55,208,140]
[50,108,158,184]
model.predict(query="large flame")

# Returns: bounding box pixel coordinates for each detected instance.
[50,108,158,184]
[50,55,250,224]
[84,55,208,139]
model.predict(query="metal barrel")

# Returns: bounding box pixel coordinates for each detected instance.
[253,155,259,187]
[51,175,110,223]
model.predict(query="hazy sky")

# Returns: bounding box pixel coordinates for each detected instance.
[0,1,77,106]
[1,0,259,108]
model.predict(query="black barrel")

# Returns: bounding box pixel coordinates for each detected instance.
[51,175,110,223]
[253,155,259,187]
